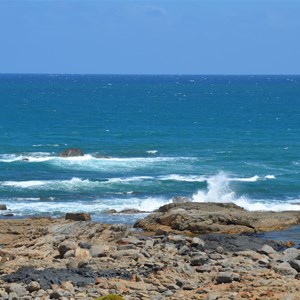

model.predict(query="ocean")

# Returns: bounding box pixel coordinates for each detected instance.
[0,74,299,225]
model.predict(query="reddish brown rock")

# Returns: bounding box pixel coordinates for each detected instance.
[65,213,91,221]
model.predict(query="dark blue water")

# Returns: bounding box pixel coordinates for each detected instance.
[0,74,299,222]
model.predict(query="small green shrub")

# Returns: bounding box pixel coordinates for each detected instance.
[94,295,124,300]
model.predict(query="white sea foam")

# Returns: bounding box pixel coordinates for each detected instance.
[1,178,98,190]
[0,152,53,163]
[107,176,154,183]
[192,172,297,212]
[4,196,169,216]
[0,176,155,191]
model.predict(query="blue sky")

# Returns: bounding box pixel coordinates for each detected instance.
[0,0,299,74]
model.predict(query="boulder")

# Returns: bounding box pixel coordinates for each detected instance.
[5,283,27,297]
[65,213,91,221]
[59,148,84,157]
[0,204,7,210]
[74,248,91,260]
[134,202,300,235]
[58,240,77,258]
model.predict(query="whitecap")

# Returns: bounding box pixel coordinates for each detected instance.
[159,174,207,182]
[146,150,158,154]
[264,175,276,180]
[230,175,260,182]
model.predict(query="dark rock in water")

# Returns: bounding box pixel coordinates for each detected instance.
[172,196,191,204]
[2,213,14,217]
[0,205,7,210]
[119,209,145,214]
[104,209,117,214]
[65,213,91,221]
[59,148,84,157]
[1,267,132,289]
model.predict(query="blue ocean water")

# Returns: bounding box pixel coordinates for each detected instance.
[0,74,299,223]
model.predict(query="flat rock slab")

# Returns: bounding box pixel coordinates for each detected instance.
[201,234,285,252]
[134,202,300,235]
[1,267,132,289]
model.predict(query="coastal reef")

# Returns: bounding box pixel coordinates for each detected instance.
[1,203,300,299]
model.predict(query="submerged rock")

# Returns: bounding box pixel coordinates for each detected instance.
[59,148,84,157]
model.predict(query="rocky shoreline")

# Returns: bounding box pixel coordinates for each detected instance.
[1,203,300,299]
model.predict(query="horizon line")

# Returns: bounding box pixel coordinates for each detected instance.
[1,72,300,76]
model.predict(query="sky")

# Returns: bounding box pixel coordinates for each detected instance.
[0,0,300,75]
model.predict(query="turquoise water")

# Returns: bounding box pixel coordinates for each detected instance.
[0,74,299,222]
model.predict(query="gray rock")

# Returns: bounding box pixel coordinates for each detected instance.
[167,234,187,244]
[207,293,222,300]
[178,245,190,255]
[216,272,234,284]
[144,239,154,249]
[216,246,224,254]
[289,259,300,272]
[279,248,300,262]
[63,249,75,258]
[196,264,212,273]
[5,283,27,297]
[190,253,209,266]
[8,292,18,300]
[0,291,8,300]
[111,249,141,260]
[258,257,270,265]
[49,289,66,299]
[273,262,298,276]
[27,281,40,292]
[58,240,77,258]
[258,244,276,256]
[89,245,109,257]
[191,237,205,250]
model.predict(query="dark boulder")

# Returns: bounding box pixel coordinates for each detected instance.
[59,148,84,157]
[0,204,7,210]
[65,213,91,221]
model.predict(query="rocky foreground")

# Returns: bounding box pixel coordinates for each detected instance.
[1,204,300,299]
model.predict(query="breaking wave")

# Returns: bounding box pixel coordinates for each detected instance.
[192,172,299,212]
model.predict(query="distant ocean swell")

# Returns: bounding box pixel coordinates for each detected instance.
[0,74,299,222]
